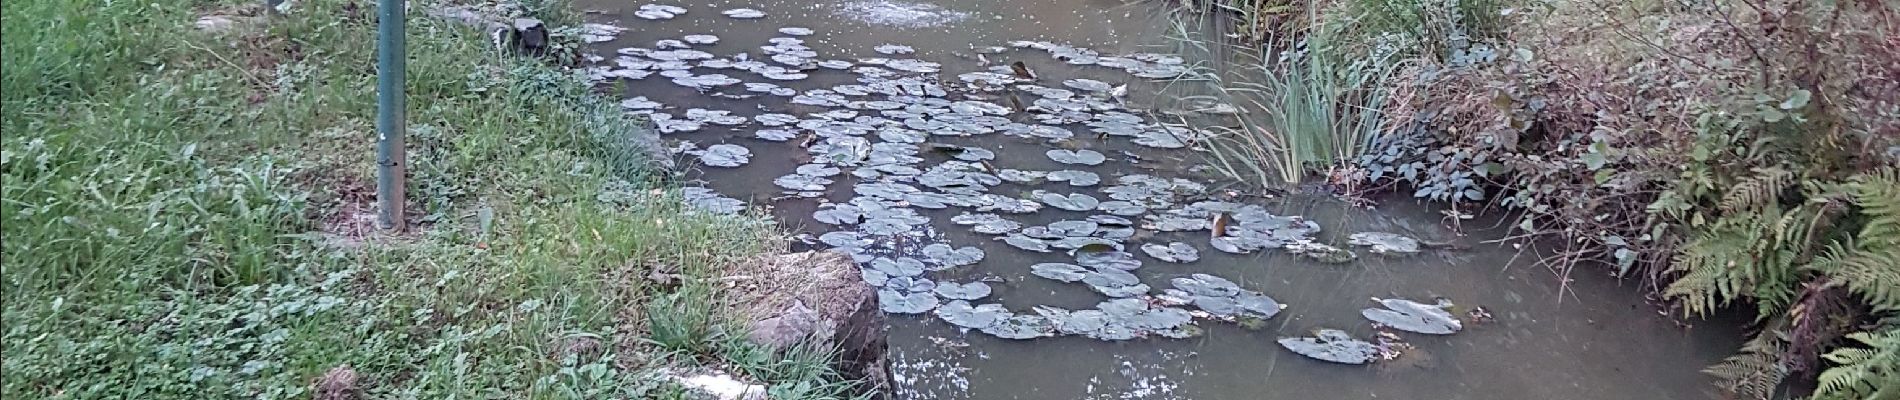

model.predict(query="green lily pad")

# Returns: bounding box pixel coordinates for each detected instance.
[1036,191,1100,211]
[869,257,926,277]
[1347,232,1422,254]
[934,282,993,300]
[980,314,1055,340]
[1170,274,1240,297]
[1031,263,1088,282]
[1361,298,1462,335]
[922,243,985,267]
[1076,250,1142,271]
[936,301,1008,329]
[1001,234,1052,252]
[1278,329,1379,364]
[1047,170,1101,186]
[1046,149,1106,165]
[878,289,939,314]
[696,144,751,167]
[1140,242,1199,263]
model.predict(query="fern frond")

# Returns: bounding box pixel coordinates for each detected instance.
[1707,332,1790,400]
[1722,166,1794,212]
[1813,328,1900,400]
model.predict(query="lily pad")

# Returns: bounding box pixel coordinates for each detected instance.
[812,205,862,225]
[874,44,916,55]
[818,231,870,248]
[681,187,745,214]
[1097,201,1148,216]
[1076,250,1142,271]
[997,169,1047,183]
[1361,298,1462,335]
[1170,274,1240,297]
[1036,191,1100,212]
[934,282,993,300]
[1046,149,1107,165]
[682,34,720,44]
[1046,170,1100,186]
[721,8,766,18]
[952,213,1021,234]
[869,257,926,277]
[1278,329,1380,364]
[1062,78,1114,92]
[980,315,1054,340]
[1347,232,1422,254]
[779,27,814,36]
[1140,242,1200,263]
[697,144,751,167]
[878,289,939,314]
[755,128,798,142]
[1031,263,1088,282]
[1001,234,1051,252]
[773,173,831,191]
[936,301,1008,329]
[922,243,985,267]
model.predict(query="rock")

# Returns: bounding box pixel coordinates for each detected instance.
[724,251,887,384]
[504,18,550,56]
[666,370,768,400]
[748,300,821,349]
[315,365,360,400]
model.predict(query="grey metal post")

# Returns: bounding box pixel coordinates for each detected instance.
[375,0,407,231]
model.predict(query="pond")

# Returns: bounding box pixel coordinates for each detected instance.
[573,0,1746,398]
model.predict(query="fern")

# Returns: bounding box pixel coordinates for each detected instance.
[1666,206,1803,316]
[1813,328,1900,400]
[1807,168,1900,312]
[1708,331,1791,400]
[1723,166,1795,212]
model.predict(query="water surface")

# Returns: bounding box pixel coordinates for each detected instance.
[574,1,1743,398]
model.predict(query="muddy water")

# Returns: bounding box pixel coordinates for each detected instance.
[574,0,1743,398]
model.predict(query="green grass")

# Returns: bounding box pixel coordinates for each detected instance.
[0,0,861,398]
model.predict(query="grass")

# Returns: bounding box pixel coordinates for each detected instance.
[0,0,862,398]
[1186,3,1400,188]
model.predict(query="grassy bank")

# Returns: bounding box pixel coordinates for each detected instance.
[0,0,859,398]
[1181,0,1898,397]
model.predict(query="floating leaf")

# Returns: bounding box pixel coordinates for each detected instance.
[878,289,939,314]
[1062,78,1113,92]
[934,282,993,300]
[721,8,766,18]
[682,34,720,44]
[1361,298,1462,335]
[1140,242,1199,263]
[922,243,985,267]
[1046,170,1101,186]
[1031,263,1088,282]
[952,213,1021,234]
[774,173,831,191]
[1278,329,1380,364]
[1045,149,1106,165]
[779,27,814,36]
[1037,192,1100,211]
[980,315,1054,339]
[812,205,862,225]
[1347,232,1422,254]
[1076,250,1141,271]
[869,257,926,277]
[1001,234,1051,252]
[874,44,916,55]
[936,301,1008,329]
[1170,274,1240,297]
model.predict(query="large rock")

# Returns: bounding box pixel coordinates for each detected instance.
[722,251,887,386]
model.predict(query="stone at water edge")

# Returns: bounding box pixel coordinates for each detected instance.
[722,251,886,384]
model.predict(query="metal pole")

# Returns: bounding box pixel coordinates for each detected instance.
[375,0,407,231]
